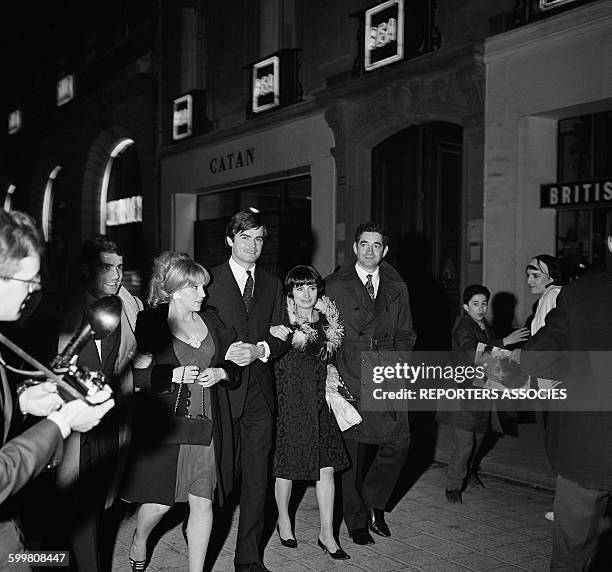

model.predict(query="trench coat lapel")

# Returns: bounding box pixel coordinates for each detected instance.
[346,270,377,329]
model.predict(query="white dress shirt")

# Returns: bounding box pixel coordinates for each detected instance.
[355,264,381,299]
[228,256,270,361]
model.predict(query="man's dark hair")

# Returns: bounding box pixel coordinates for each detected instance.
[462,284,490,305]
[0,210,44,275]
[79,235,122,270]
[225,210,266,240]
[285,265,324,297]
[354,222,388,247]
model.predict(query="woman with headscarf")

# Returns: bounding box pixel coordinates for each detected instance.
[526,254,564,335]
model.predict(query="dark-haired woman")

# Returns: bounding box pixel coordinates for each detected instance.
[124,252,239,572]
[269,265,350,560]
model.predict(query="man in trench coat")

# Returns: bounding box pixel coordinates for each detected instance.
[325,222,416,545]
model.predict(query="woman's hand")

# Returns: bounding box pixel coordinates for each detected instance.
[326,364,341,391]
[503,327,530,346]
[269,325,292,341]
[172,366,200,384]
[197,367,228,388]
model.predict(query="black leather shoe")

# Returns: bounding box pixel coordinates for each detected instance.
[318,538,350,560]
[234,563,272,572]
[367,507,391,537]
[349,527,375,545]
[277,524,298,548]
[445,489,463,503]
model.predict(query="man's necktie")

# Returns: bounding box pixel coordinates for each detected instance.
[243,270,254,311]
[365,274,375,300]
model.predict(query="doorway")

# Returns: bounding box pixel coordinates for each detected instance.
[372,122,462,349]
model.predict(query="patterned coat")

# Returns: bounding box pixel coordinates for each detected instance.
[273,314,348,480]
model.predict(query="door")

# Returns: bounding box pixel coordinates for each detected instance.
[372,122,462,349]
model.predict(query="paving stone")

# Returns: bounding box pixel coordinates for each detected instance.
[111,464,554,572]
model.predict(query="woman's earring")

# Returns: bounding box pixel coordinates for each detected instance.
[173,292,181,300]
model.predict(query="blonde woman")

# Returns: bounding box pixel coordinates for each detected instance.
[124,253,239,572]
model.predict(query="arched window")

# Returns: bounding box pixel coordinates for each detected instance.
[3,184,16,212]
[42,166,62,242]
[99,138,135,234]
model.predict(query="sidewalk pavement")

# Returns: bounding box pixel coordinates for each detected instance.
[111,461,554,572]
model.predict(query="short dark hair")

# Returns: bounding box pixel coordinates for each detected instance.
[0,210,44,275]
[79,235,123,270]
[463,284,490,305]
[526,254,563,285]
[285,265,324,297]
[354,222,388,247]
[225,210,266,240]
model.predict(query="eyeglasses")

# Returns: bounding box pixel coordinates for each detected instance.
[0,275,42,293]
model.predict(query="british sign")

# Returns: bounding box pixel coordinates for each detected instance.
[541,178,612,208]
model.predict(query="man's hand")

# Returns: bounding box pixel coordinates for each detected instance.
[57,393,115,433]
[197,367,228,388]
[225,341,262,366]
[269,325,292,341]
[19,382,64,417]
[503,327,530,346]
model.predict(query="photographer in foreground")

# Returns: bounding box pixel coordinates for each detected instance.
[0,210,114,568]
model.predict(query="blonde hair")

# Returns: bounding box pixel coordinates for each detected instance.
[147,251,210,307]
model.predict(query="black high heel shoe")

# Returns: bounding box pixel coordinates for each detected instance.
[277,524,298,548]
[129,531,147,571]
[318,538,350,560]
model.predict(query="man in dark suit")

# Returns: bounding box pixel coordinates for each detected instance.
[0,210,114,569]
[206,211,285,572]
[521,233,612,571]
[55,236,142,572]
[326,222,416,546]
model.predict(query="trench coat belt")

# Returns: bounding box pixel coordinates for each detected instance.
[342,338,396,350]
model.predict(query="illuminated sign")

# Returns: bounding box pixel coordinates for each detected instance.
[541,178,612,208]
[539,0,579,10]
[364,0,404,71]
[57,74,75,107]
[8,110,22,135]
[172,94,193,141]
[106,195,143,226]
[252,56,280,114]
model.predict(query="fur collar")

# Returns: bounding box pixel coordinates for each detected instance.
[286,295,343,358]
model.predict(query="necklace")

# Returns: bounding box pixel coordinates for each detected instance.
[187,334,203,348]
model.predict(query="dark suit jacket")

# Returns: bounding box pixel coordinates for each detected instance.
[206,261,285,418]
[129,304,240,505]
[325,260,416,443]
[436,316,503,433]
[0,362,64,563]
[522,265,612,490]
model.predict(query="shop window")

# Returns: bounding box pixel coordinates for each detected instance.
[103,140,143,295]
[555,111,612,278]
[195,175,311,277]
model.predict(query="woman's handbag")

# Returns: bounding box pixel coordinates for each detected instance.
[325,385,362,431]
[160,379,213,446]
